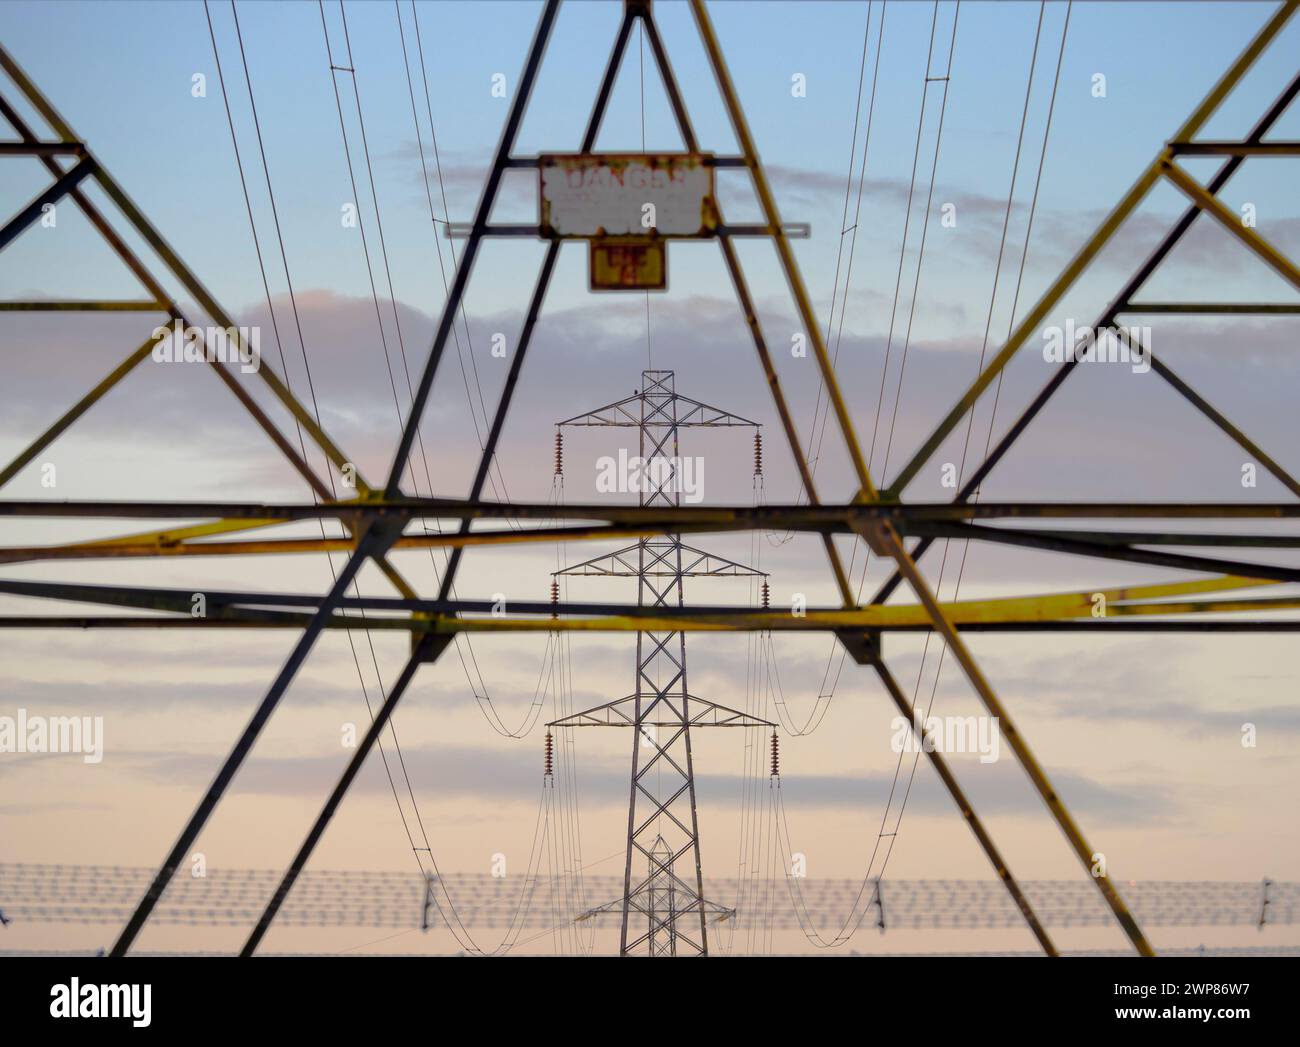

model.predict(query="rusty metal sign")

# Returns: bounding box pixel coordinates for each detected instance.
[540,153,715,239]
[589,239,666,291]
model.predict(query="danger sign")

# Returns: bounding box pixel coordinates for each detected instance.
[540,153,715,238]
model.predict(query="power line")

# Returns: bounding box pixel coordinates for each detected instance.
[205,0,431,877]
[875,0,1073,890]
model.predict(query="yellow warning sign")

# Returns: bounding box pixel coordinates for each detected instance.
[590,240,667,291]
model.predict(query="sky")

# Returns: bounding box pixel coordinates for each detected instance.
[1,0,1299,956]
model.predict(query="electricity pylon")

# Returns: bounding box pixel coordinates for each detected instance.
[550,370,772,955]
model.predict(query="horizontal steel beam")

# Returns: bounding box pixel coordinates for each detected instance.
[1168,140,1300,155]
[498,153,751,169]
[1121,301,1300,314]
[0,140,85,156]
[0,299,165,311]
[3,498,1300,523]
[0,574,1290,630]
[443,222,810,239]
[1,616,1296,634]
[10,518,1300,571]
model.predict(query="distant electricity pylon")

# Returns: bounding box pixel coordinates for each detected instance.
[1,0,1299,960]
[550,370,771,955]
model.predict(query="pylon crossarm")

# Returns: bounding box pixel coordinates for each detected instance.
[558,389,761,429]
[549,693,774,728]
[675,543,768,576]
[549,695,639,727]
[554,540,768,577]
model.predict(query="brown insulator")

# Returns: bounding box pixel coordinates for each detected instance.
[554,430,563,476]
[761,581,770,609]
[770,731,779,777]
[753,430,763,476]
[544,732,554,776]
[550,578,559,619]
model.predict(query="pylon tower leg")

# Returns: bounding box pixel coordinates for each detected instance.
[620,371,708,956]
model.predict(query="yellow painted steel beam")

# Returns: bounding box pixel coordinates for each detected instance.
[1108,594,1300,617]
[436,598,1300,634]
[70,517,296,549]
[0,523,692,563]
[0,299,166,311]
[6,503,1300,568]
[437,577,1291,633]
[9,504,422,597]
[12,515,421,601]
[1161,159,1300,293]
[0,569,1281,631]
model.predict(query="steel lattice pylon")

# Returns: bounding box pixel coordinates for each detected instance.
[1,0,1299,958]
[550,369,770,955]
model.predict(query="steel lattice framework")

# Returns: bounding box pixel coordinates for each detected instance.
[0,0,1298,958]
